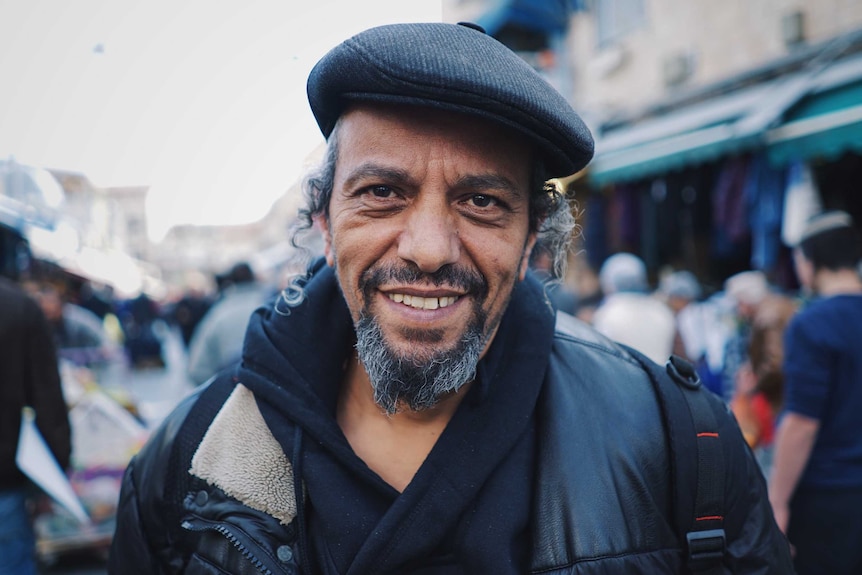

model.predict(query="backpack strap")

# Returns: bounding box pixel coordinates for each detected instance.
[622,347,727,575]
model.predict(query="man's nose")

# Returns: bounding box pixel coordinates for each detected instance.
[397,200,461,273]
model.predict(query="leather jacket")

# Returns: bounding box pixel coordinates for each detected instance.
[109,313,791,574]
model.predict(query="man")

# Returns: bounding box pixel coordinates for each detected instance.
[110,22,791,573]
[769,210,862,574]
[592,252,676,364]
[0,277,71,575]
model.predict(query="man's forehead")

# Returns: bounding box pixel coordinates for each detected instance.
[333,103,534,185]
[336,102,524,141]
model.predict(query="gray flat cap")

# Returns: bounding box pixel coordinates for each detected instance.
[307,22,594,179]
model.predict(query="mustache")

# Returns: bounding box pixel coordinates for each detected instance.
[360,263,488,299]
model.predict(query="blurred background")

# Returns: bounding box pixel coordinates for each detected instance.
[2,0,861,572]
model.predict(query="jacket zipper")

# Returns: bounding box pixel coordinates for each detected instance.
[181,515,288,575]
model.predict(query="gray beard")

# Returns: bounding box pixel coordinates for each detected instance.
[355,311,485,414]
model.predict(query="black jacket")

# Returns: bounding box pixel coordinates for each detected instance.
[109,267,792,574]
[0,278,71,490]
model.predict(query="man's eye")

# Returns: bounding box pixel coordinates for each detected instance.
[368,185,394,198]
[470,194,496,208]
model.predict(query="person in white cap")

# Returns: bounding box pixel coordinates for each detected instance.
[718,270,772,401]
[592,252,676,365]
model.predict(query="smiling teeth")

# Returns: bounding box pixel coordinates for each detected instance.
[388,294,458,310]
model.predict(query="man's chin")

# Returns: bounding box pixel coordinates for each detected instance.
[387,341,458,366]
[371,369,472,415]
[381,389,459,414]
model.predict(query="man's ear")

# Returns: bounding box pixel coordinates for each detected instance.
[519,233,538,281]
[313,215,335,267]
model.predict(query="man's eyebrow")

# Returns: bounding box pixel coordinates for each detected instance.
[342,163,415,189]
[456,174,526,199]
[342,164,526,199]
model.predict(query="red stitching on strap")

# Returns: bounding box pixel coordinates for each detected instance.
[696,515,724,522]
[696,432,719,438]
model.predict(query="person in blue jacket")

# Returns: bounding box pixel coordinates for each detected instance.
[769,210,862,574]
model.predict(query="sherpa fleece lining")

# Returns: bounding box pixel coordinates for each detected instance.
[189,383,297,525]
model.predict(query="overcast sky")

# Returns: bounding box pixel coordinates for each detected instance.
[0,0,442,241]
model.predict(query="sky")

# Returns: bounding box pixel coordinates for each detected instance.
[0,0,442,242]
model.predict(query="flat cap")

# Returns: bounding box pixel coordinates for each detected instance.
[307,22,594,179]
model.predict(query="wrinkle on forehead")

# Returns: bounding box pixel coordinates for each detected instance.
[335,103,533,191]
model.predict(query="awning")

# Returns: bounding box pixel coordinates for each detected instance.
[589,43,862,186]
[588,84,771,186]
[766,77,862,164]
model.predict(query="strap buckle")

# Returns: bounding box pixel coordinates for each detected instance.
[667,355,702,390]
[686,529,726,570]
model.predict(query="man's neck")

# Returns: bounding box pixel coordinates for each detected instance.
[815,269,862,297]
[336,352,471,492]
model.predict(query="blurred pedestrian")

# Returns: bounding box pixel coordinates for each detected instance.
[720,270,771,401]
[657,269,703,360]
[186,261,271,385]
[118,291,165,369]
[169,274,214,349]
[730,293,798,475]
[592,252,676,364]
[0,277,71,575]
[769,210,862,575]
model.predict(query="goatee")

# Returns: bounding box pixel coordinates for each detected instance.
[355,313,485,414]
[354,263,488,414]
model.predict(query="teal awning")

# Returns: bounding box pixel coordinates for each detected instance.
[588,83,773,186]
[766,79,862,165]
[589,46,862,187]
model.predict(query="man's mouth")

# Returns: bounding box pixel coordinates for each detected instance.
[387,293,460,310]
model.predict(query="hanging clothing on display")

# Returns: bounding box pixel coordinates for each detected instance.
[583,191,609,272]
[781,159,823,247]
[607,184,642,254]
[644,179,670,272]
[746,154,788,272]
[711,155,752,259]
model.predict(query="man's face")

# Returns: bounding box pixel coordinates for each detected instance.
[319,104,536,411]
